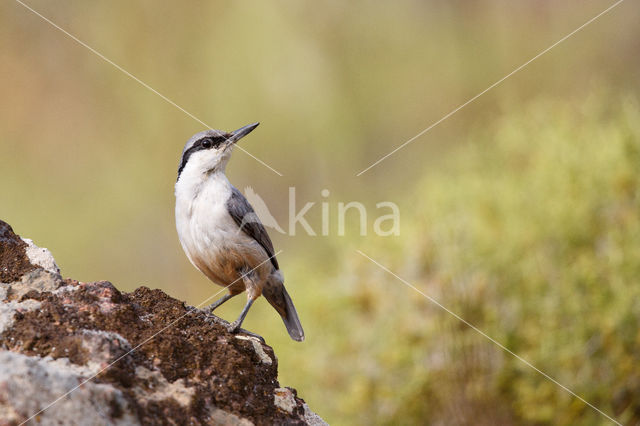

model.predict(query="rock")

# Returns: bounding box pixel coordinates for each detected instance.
[20,238,60,275]
[0,222,36,283]
[274,388,297,413]
[0,220,326,426]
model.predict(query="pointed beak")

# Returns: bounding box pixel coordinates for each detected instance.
[228,122,259,144]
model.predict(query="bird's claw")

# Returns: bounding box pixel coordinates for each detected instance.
[226,320,241,334]
[204,314,264,344]
[224,321,265,342]
[205,313,227,325]
[242,330,266,344]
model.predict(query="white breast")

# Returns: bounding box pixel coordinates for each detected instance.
[175,171,268,288]
[175,172,231,267]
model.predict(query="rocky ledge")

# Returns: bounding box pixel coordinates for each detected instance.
[0,220,325,426]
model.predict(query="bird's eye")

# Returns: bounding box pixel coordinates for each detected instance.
[202,138,213,149]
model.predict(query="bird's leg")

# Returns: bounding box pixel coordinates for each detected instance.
[227,298,255,334]
[203,293,236,314]
[227,266,264,338]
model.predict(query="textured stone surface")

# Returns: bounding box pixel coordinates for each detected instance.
[20,237,60,275]
[0,220,326,426]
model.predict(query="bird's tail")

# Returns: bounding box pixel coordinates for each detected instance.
[264,282,305,342]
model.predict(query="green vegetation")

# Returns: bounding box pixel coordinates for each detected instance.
[281,96,640,425]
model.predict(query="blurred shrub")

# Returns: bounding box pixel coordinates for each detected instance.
[304,94,640,425]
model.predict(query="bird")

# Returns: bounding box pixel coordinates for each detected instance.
[174,123,304,341]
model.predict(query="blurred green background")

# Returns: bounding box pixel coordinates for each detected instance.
[1,1,639,424]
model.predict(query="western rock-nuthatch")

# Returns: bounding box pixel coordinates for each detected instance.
[174,123,304,341]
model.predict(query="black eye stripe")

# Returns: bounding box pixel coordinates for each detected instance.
[177,136,226,179]
[201,136,225,149]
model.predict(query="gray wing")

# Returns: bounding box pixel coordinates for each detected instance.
[226,186,279,270]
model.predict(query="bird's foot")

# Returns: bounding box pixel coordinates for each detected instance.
[201,304,215,315]
[226,322,265,343]
[226,320,241,334]
[237,328,266,344]
[204,313,228,326]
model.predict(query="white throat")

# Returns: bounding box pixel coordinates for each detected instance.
[175,163,230,201]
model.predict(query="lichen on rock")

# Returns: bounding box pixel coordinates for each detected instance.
[0,220,326,425]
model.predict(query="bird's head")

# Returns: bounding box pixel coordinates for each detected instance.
[177,122,259,181]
